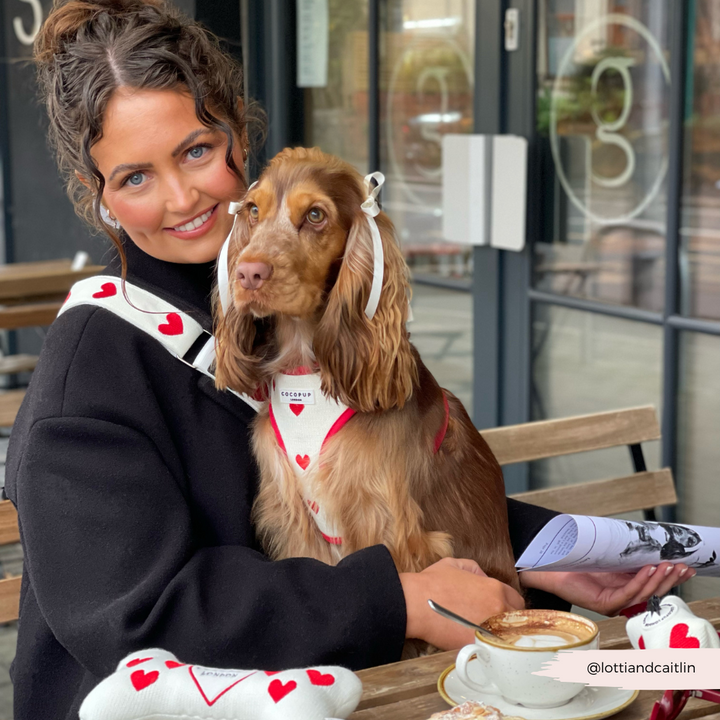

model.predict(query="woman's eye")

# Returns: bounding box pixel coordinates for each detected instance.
[187,145,208,160]
[307,208,325,224]
[248,204,259,220]
[126,172,145,187]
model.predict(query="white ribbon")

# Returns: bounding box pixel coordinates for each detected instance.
[361,172,385,320]
[217,182,257,317]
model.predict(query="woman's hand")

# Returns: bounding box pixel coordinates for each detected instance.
[521,562,696,616]
[399,557,525,650]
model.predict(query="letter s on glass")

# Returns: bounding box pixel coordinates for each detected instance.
[13,0,43,46]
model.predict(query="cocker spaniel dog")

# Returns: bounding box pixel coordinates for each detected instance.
[214,147,519,593]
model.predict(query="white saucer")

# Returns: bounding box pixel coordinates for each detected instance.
[438,661,639,720]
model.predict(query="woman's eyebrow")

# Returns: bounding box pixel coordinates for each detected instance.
[107,129,213,182]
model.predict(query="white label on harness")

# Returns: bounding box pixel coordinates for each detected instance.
[279,388,316,405]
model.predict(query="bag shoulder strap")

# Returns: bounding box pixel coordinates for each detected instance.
[59,276,260,411]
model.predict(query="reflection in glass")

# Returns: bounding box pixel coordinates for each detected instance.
[535,0,670,311]
[304,1,369,173]
[677,332,720,602]
[530,304,662,490]
[679,1,720,321]
[380,0,475,279]
[410,284,472,415]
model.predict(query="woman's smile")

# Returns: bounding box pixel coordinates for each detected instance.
[164,202,220,238]
[91,87,246,263]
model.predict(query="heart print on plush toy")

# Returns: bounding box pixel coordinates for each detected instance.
[79,648,363,720]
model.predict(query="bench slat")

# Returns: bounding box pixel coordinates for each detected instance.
[0,502,20,546]
[0,302,63,330]
[482,406,660,466]
[510,469,677,517]
[0,262,103,302]
[0,389,26,427]
[0,354,38,374]
[0,576,21,624]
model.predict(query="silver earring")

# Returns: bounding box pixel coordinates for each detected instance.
[100,204,121,230]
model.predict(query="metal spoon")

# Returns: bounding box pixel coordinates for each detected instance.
[428,599,505,642]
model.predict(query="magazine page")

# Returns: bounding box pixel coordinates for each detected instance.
[516,515,720,576]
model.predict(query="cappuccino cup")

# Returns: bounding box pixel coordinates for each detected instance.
[455,609,599,709]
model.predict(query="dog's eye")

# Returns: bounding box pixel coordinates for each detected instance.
[248,204,259,220]
[307,208,325,225]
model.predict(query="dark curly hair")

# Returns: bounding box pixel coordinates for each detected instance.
[35,0,263,272]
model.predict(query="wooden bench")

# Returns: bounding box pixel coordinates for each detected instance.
[480,405,675,520]
[0,406,674,624]
[0,501,21,623]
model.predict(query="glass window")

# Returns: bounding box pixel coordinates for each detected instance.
[535,0,671,312]
[380,0,475,281]
[530,304,662,489]
[410,283,472,414]
[679,0,720,321]
[677,331,720,602]
[304,0,370,173]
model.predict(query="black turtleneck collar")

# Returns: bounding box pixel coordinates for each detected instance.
[104,236,217,330]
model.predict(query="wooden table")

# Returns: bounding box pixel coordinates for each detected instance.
[350,598,720,719]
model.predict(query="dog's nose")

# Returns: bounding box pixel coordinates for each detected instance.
[236,261,272,290]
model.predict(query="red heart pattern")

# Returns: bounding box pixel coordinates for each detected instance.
[93,282,117,299]
[264,671,280,676]
[158,312,183,336]
[130,669,159,691]
[638,636,645,649]
[669,623,700,648]
[165,660,186,669]
[268,679,297,703]
[296,454,310,471]
[126,657,152,667]
[289,404,304,416]
[306,669,335,686]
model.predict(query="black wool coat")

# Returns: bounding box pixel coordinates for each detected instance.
[5,241,564,720]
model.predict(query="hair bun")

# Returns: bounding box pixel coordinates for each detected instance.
[35,0,164,65]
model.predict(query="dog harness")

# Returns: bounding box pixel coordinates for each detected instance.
[267,368,450,547]
[267,369,354,545]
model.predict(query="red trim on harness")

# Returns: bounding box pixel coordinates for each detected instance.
[433,393,450,454]
[284,366,315,376]
[268,402,287,454]
[320,408,356,451]
[321,532,343,545]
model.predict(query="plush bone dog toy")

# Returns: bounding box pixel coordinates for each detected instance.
[79,648,362,720]
[626,596,720,650]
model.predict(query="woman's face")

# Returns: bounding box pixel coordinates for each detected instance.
[92,87,245,264]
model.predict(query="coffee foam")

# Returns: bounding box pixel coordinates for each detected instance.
[481,610,595,650]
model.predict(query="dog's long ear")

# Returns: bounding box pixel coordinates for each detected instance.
[213,214,263,395]
[314,208,417,412]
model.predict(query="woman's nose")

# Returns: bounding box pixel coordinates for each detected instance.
[164,176,199,215]
[236,262,272,290]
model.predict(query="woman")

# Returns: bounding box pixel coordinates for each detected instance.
[5,1,690,718]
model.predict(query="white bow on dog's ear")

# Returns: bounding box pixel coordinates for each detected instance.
[359,172,413,323]
[360,172,384,320]
[217,181,258,316]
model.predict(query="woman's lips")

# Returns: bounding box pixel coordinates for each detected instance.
[164,203,219,239]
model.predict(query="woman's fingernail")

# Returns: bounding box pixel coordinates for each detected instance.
[665,566,673,576]
[648,566,657,577]
[680,568,688,577]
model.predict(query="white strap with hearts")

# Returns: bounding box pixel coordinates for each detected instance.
[58,276,260,411]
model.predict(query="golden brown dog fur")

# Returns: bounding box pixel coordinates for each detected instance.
[214,147,519,590]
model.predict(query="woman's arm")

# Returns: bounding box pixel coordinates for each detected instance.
[16,416,407,675]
